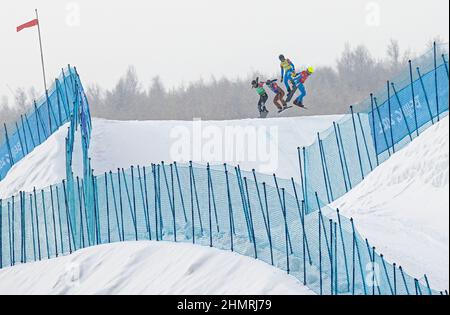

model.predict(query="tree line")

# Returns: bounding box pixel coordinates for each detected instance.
[2,39,445,143]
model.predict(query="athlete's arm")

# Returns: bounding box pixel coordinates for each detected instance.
[288,59,295,71]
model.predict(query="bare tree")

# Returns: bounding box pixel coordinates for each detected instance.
[14,88,28,112]
[387,39,401,69]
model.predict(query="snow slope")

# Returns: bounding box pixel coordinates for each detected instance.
[331,116,449,290]
[0,114,448,293]
[0,115,341,198]
[0,241,313,295]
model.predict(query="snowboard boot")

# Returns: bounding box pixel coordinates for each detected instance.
[294,100,304,107]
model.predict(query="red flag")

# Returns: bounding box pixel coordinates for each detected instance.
[16,19,39,32]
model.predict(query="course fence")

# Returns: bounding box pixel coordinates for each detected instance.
[302,43,449,212]
[0,66,82,180]
[0,43,448,295]
[0,162,447,295]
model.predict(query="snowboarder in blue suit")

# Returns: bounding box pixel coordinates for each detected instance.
[291,67,314,106]
[279,54,295,93]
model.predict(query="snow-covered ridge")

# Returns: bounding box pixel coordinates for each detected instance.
[0,115,342,198]
[0,241,313,295]
[332,115,449,290]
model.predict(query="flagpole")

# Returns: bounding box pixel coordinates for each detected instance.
[35,8,53,132]
[35,9,47,92]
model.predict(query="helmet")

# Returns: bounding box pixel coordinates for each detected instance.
[251,80,257,87]
[307,66,315,74]
[279,54,285,61]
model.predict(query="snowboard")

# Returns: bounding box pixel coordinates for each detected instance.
[259,110,269,118]
[278,106,293,114]
[285,87,298,102]
[293,103,308,109]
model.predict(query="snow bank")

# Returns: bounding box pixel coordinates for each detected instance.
[331,116,449,290]
[0,241,313,295]
[0,115,341,198]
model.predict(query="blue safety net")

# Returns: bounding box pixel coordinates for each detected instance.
[0,162,444,295]
[302,44,449,213]
[0,66,80,180]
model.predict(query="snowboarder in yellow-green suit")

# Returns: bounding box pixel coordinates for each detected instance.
[252,78,269,113]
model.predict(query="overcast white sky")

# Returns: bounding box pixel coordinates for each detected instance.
[0,0,448,99]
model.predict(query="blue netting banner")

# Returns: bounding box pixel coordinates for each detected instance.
[302,45,448,212]
[369,63,448,154]
[0,66,79,180]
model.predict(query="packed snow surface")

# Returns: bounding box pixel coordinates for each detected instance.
[331,116,449,291]
[0,115,341,198]
[0,241,313,295]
